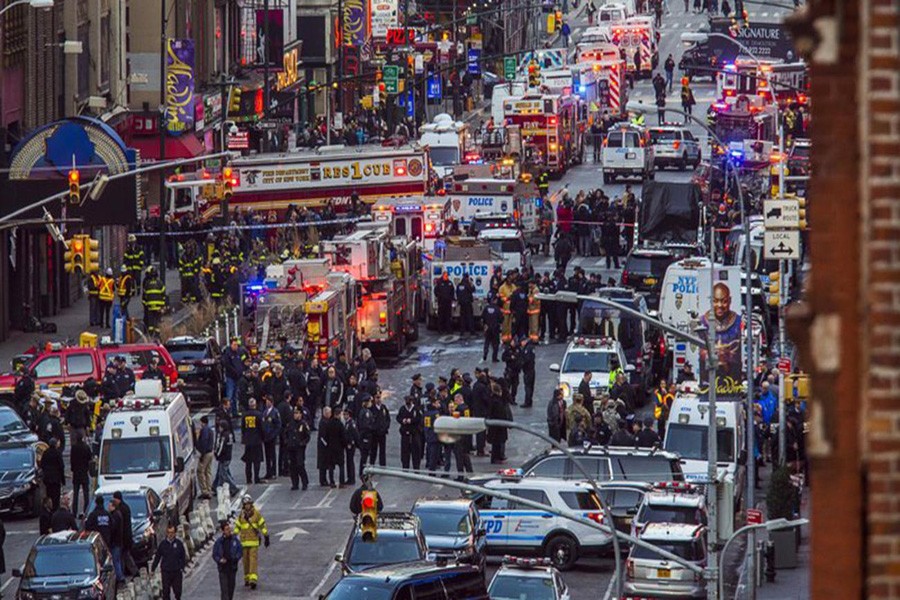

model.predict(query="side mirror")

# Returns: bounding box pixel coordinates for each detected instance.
[627,507,638,516]
[549,363,560,373]
[334,552,343,563]
[174,457,185,474]
[11,568,22,578]
[624,364,636,373]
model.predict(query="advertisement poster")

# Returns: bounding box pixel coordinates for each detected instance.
[699,272,744,388]
[370,0,398,39]
[343,0,368,47]
[165,39,195,134]
[255,9,285,67]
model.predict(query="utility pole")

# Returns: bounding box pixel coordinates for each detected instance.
[705,269,719,600]
[262,0,271,152]
[158,0,168,278]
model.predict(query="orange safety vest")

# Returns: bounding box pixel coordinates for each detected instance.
[98,276,115,302]
[88,273,101,297]
[116,274,133,297]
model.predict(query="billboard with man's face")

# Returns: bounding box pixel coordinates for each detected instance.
[699,270,743,394]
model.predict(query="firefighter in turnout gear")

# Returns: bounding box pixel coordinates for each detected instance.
[527,280,541,342]
[235,494,269,589]
[178,240,202,303]
[142,266,166,338]
[537,170,550,199]
[498,273,516,343]
[123,234,145,292]
[116,265,136,321]
[207,257,227,305]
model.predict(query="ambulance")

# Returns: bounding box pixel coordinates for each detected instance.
[575,43,629,118]
[97,381,197,519]
[371,196,450,251]
[446,176,542,248]
[609,17,659,78]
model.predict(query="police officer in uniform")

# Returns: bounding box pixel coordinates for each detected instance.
[481,296,501,363]
[123,234,145,293]
[396,395,422,471]
[423,396,443,477]
[509,282,529,339]
[356,395,376,479]
[539,273,557,342]
[434,272,455,334]
[455,273,475,335]
[141,266,166,338]
[502,338,522,405]
[520,337,537,408]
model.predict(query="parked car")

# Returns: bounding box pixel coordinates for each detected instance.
[0,404,38,444]
[621,248,677,310]
[163,336,224,404]
[94,484,164,566]
[336,513,428,576]
[12,530,117,599]
[411,498,486,570]
[0,440,41,516]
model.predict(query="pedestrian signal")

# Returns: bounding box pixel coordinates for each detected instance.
[360,490,379,542]
[68,169,81,205]
[86,237,100,273]
[64,235,86,273]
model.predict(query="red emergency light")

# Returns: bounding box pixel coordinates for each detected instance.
[547,116,558,126]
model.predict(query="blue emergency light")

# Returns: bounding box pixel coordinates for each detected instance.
[578,84,587,94]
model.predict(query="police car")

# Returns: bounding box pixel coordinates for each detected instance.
[488,556,570,600]
[625,523,708,598]
[631,482,708,540]
[549,336,630,402]
[468,477,613,570]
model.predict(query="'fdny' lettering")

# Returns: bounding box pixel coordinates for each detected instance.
[671,275,698,294]
[468,197,495,207]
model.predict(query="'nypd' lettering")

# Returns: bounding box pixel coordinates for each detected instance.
[671,275,698,294]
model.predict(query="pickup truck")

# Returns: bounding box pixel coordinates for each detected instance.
[0,342,178,399]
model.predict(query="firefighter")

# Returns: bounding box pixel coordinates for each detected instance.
[116,265,135,322]
[178,241,196,303]
[87,269,101,326]
[527,279,541,342]
[98,268,115,328]
[537,169,550,199]
[498,273,516,342]
[434,272,455,334]
[235,494,269,590]
[207,258,227,305]
[455,273,475,336]
[142,266,166,338]
[481,296,501,363]
[123,234,145,293]
[205,233,218,264]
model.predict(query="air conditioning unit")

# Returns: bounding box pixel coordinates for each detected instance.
[88,96,108,109]
[62,40,83,54]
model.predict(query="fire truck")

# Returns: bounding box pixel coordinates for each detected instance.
[371,196,450,251]
[321,223,420,355]
[710,95,778,156]
[717,59,810,108]
[609,17,659,77]
[167,145,432,219]
[241,259,357,362]
[502,92,586,176]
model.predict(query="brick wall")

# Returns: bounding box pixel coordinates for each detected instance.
[864,0,900,597]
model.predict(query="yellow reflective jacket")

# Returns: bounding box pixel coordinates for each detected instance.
[235,506,268,547]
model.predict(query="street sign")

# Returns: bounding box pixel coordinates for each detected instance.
[747,508,763,525]
[777,357,792,373]
[503,56,517,80]
[414,54,424,74]
[227,131,249,149]
[426,75,442,101]
[764,199,801,228]
[764,230,801,260]
[383,64,400,94]
[467,48,482,76]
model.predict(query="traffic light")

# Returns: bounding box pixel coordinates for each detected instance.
[767,271,780,306]
[85,237,100,273]
[68,169,81,205]
[222,166,235,200]
[360,490,379,542]
[528,61,541,88]
[798,197,808,229]
[228,88,242,117]
[64,235,86,274]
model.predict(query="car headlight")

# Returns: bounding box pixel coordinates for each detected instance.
[18,590,36,600]
[560,382,571,399]
[78,586,100,599]
[455,546,475,557]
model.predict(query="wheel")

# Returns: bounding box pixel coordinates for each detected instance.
[679,153,688,171]
[545,535,579,571]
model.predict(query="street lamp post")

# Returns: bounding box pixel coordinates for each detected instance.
[0,0,53,17]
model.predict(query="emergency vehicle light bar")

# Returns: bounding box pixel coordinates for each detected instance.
[501,556,552,567]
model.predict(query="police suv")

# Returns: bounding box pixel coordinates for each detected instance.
[631,482,708,540]
[549,336,631,402]
[488,556,571,600]
[467,477,613,570]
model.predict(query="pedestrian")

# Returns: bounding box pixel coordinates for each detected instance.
[197,416,214,499]
[67,390,92,445]
[456,274,476,335]
[664,54,676,93]
[222,338,248,412]
[653,379,673,439]
[356,394,376,479]
[487,382,510,464]
[108,499,125,584]
[434,272,455,333]
[566,394,592,436]
[681,80,696,123]
[317,406,342,487]
[423,395,443,476]
[396,395,422,471]
[51,494,78,532]
[214,521,243,600]
[637,416,661,447]
[372,392,390,466]
[520,337,536,407]
[39,496,54,535]
[610,419,637,446]
[284,406,311,490]
[262,396,282,480]
[547,388,567,442]
[213,405,241,498]
[113,491,136,576]
[40,437,65,510]
[481,296,501,363]
[241,398,264,485]
[656,91,667,123]
[152,524,187,600]
[471,370,490,456]
[341,407,359,486]
[446,394,474,481]
[502,339,521,404]
[235,495,269,589]
[84,495,112,549]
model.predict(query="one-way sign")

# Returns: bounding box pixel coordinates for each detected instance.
[764,230,801,260]
[764,199,800,228]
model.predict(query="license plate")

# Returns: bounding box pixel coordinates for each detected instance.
[643,277,657,285]
[177,365,191,372]
[626,152,636,159]
[657,568,671,578]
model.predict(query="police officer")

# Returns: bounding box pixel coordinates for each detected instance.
[396,395,422,471]
[241,399,264,485]
[481,296,501,363]
[123,234,145,293]
[423,396,443,477]
[539,273,556,342]
[88,269,101,326]
[283,406,310,490]
[141,266,166,338]
[509,281,529,339]
[502,338,522,405]
[455,273,475,335]
[408,374,425,408]
[520,337,537,408]
[116,265,135,321]
[434,272,455,334]
[356,394,376,479]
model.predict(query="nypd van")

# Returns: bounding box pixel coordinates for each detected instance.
[98,381,198,519]
[468,477,613,570]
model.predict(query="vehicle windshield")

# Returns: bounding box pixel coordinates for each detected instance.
[26,547,97,577]
[664,424,736,462]
[471,216,514,235]
[639,504,706,526]
[626,255,672,276]
[577,301,644,357]
[650,130,679,143]
[612,456,683,483]
[349,535,422,567]
[430,147,461,167]
[165,343,207,361]
[122,493,149,520]
[490,575,557,600]
[324,579,395,600]
[100,437,171,475]
[485,239,523,254]
[0,409,28,434]
[0,447,33,471]
[631,540,704,562]
[414,509,472,537]
[561,350,612,374]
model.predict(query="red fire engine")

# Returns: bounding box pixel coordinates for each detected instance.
[502,92,586,176]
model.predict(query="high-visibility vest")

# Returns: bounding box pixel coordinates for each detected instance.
[88,273,101,297]
[654,391,673,420]
[98,277,115,302]
[116,274,134,298]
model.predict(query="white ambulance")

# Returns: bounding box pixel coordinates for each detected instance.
[98,381,198,519]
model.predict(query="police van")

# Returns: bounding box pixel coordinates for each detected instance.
[601,125,655,183]
[468,477,613,570]
[662,391,745,541]
[98,381,198,520]
[477,228,531,273]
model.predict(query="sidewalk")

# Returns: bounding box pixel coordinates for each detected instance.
[755,465,810,600]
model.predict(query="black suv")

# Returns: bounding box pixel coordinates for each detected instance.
[494,447,685,485]
[337,512,428,576]
[0,440,41,516]
[411,498,486,571]
[164,336,223,405]
[13,530,116,599]
[621,249,677,310]
[323,561,488,600]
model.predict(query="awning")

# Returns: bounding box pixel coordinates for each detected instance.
[129,133,206,160]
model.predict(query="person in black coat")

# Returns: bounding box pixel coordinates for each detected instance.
[152,524,188,600]
[546,389,567,443]
[51,496,78,532]
[577,372,595,417]
[501,340,521,405]
[434,272,455,333]
[371,393,391,467]
[113,491,135,575]
[241,399,264,484]
[636,416,661,448]
[108,500,126,583]
[455,274,476,335]
[486,382,509,464]
[471,371,491,456]
[38,496,54,535]
[317,407,343,487]
[66,391,92,443]
[396,396,422,471]
[40,438,65,510]
[283,407,311,490]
